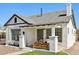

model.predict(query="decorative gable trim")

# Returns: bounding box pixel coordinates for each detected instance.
[4,14,32,26]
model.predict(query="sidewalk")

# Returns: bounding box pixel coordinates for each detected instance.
[6,47,33,55]
[0,45,20,55]
[65,42,79,55]
[6,49,32,55]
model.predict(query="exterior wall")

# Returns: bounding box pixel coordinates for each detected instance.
[67,19,76,49]
[62,23,68,49]
[22,28,37,46]
[5,27,12,45]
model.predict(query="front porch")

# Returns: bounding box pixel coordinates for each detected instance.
[19,23,67,52]
[6,23,67,52]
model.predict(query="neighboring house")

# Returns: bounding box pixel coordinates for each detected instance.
[4,4,76,52]
[0,27,6,45]
[76,29,79,41]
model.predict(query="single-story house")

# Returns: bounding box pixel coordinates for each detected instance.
[4,4,76,52]
[0,27,6,45]
[76,29,79,41]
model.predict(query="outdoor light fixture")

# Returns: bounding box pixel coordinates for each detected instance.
[57,25,61,28]
[55,25,62,28]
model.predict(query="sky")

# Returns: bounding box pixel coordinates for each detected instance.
[0,3,79,28]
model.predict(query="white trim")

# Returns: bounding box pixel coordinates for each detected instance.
[43,29,46,41]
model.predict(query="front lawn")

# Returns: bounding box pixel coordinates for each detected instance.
[20,51,68,55]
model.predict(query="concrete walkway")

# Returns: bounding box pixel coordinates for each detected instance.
[6,47,33,55]
[0,45,20,55]
[6,50,31,55]
[65,42,79,55]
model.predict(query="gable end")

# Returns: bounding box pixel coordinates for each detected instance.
[4,14,32,26]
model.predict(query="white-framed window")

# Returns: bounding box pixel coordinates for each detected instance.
[46,28,51,39]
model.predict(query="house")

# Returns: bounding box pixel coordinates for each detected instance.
[76,29,79,41]
[4,4,76,52]
[0,27,6,45]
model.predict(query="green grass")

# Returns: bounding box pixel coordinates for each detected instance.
[20,51,68,55]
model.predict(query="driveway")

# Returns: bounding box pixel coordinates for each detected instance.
[0,45,20,55]
[65,42,79,55]
[0,39,5,45]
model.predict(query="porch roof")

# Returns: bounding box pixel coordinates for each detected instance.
[20,21,68,28]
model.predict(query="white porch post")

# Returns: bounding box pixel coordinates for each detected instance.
[5,28,9,46]
[51,27,55,36]
[19,29,26,49]
[5,28,12,46]
[43,29,46,41]
[9,28,12,43]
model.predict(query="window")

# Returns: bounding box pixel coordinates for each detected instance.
[55,28,62,42]
[14,17,17,23]
[37,29,43,41]
[46,29,51,39]
[11,29,20,41]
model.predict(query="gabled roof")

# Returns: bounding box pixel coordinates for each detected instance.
[4,10,76,29]
[18,10,70,25]
[29,10,70,25]
[4,14,32,26]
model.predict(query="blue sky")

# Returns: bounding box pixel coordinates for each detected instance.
[0,3,79,28]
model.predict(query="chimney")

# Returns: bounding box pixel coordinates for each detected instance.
[67,3,72,16]
[41,8,42,16]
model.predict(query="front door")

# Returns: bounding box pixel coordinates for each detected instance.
[37,29,44,41]
[55,28,62,42]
